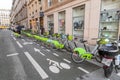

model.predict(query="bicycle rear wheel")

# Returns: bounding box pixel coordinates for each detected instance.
[71,52,85,63]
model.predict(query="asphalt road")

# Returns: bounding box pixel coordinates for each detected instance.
[0,29,101,80]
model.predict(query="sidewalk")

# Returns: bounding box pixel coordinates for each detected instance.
[75,44,120,80]
[79,68,120,80]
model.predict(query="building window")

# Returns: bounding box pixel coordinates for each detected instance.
[48,0,52,7]
[73,5,85,39]
[32,12,34,14]
[99,0,120,40]
[58,0,62,2]
[38,0,41,4]
[47,15,54,35]
[58,11,65,34]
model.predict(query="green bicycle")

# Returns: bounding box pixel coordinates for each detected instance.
[71,37,110,63]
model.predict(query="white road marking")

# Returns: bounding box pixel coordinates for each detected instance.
[23,42,33,45]
[34,48,45,56]
[49,66,60,73]
[11,34,13,37]
[13,37,16,41]
[41,46,44,48]
[53,53,59,57]
[117,72,120,76]
[60,63,71,69]
[24,52,49,79]
[22,39,25,42]
[16,41,23,48]
[7,53,19,57]
[78,67,90,74]
[46,49,50,52]
[37,44,39,45]
[63,59,71,63]
[39,52,45,56]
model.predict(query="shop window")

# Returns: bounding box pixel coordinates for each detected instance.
[32,12,34,14]
[72,5,85,39]
[48,0,52,7]
[99,0,120,40]
[58,0,62,2]
[47,15,54,35]
[58,11,65,34]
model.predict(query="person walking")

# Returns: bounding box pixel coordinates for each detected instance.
[16,24,22,34]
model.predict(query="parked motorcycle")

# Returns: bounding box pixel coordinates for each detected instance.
[98,42,120,78]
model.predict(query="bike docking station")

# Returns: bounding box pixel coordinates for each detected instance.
[46,58,71,74]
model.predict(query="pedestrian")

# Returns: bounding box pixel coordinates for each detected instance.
[40,27,45,35]
[16,24,22,34]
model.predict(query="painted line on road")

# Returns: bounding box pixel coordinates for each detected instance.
[39,51,45,56]
[41,46,44,48]
[11,34,13,37]
[24,52,49,79]
[34,48,45,56]
[63,59,71,64]
[37,44,40,45]
[46,49,50,52]
[16,41,23,48]
[78,67,90,74]
[117,72,120,77]
[7,53,19,57]
[13,37,16,41]
[53,53,59,57]
[22,39,25,42]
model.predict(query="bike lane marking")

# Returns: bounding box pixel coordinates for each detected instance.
[47,58,71,74]
[34,48,45,56]
[46,49,51,52]
[41,46,44,48]
[78,67,90,74]
[21,39,25,42]
[63,58,71,64]
[16,41,23,48]
[24,52,49,79]
[52,53,59,57]
[13,37,16,41]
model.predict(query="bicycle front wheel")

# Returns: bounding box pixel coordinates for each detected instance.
[71,52,85,63]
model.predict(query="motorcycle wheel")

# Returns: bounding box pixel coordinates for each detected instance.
[103,62,113,78]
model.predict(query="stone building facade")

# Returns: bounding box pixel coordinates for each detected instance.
[10,0,28,29]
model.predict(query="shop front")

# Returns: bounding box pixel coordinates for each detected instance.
[47,14,54,35]
[58,11,65,34]
[44,0,101,44]
[72,5,85,39]
[99,0,120,41]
